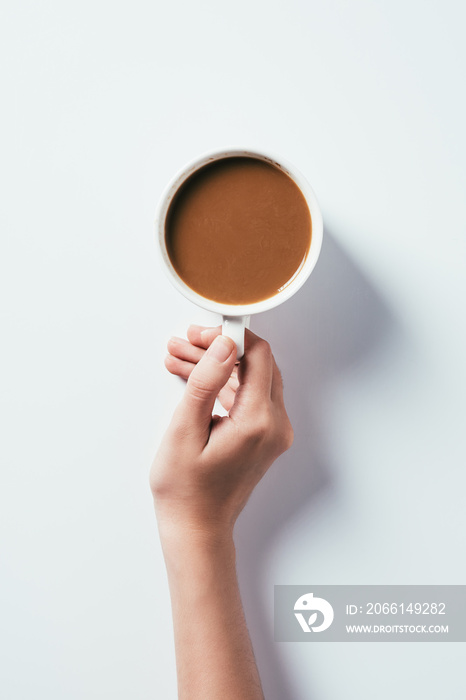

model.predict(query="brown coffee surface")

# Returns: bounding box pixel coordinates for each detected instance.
[165,156,312,305]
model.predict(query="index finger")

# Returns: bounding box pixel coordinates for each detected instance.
[229,329,274,419]
[187,325,222,349]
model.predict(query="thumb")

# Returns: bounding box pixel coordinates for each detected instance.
[181,334,236,433]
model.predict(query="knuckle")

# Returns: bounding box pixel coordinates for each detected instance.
[149,449,173,499]
[149,468,166,499]
[282,421,294,450]
[257,338,273,360]
[247,409,273,441]
[187,374,214,402]
[267,415,294,455]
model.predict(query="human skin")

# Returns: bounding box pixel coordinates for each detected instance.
[150,325,293,699]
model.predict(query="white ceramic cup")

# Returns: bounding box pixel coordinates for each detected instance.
[155,147,323,359]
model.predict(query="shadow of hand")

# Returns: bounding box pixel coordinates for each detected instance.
[234,229,397,700]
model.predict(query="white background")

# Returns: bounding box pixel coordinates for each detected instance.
[1,1,465,698]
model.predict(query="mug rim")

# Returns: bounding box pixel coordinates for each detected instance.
[155,147,323,316]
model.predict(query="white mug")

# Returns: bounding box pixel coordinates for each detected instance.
[155,147,323,359]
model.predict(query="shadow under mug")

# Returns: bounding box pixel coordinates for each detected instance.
[155,147,323,359]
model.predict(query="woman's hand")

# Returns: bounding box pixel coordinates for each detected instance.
[150,325,294,539]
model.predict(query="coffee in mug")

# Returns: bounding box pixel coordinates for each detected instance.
[156,149,323,359]
[165,156,312,306]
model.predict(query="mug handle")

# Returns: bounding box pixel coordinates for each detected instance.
[222,315,250,361]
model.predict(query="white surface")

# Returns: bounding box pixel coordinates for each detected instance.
[1,1,465,699]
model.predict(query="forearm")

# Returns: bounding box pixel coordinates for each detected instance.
[158,521,264,700]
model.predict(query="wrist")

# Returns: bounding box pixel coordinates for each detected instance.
[154,494,235,540]
[154,500,235,561]
[159,523,236,586]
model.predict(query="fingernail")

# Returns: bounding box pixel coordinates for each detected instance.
[207,335,233,363]
[200,327,216,342]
